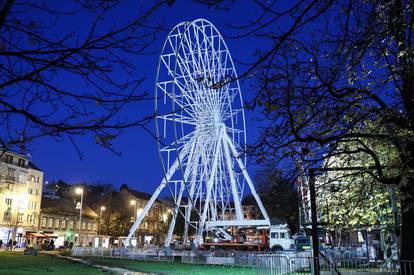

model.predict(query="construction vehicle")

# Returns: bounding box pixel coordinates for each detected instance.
[201,223,295,252]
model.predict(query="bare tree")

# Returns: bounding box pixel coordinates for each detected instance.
[0,0,169,156]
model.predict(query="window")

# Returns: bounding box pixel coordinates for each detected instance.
[93,223,97,230]
[37,177,40,183]
[7,183,13,191]
[33,215,37,225]
[35,189,38,195]
[69,220,74,229]
[82,222,86,230]
[30,176,35,182]
[5,198,12,206]
[41,218,46,227]
[6,168,15,181]
[17,213,23,223]
[271,232,279,239]
[47,218,53,227]
[18,158,25,167]
[61,219,66,229]
[18,174,27,183]
[280,233,286,239]
[87,222,91,230]
[4,154,13,164]
[3,211,11,222]
[54,219,60,228]
[28,188,33,195]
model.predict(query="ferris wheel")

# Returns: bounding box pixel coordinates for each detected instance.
[126,19,270,246]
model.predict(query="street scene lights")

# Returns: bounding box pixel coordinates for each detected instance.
[98,206,106,236]
[75,187,83,246]
[130,200,136,222]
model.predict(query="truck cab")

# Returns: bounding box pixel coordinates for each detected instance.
[269,224,295,251]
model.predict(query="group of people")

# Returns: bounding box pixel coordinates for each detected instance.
[0,239,18,250]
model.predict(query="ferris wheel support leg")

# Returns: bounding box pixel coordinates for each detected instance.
[124,149,188,246]
[197,131,223,244]
[222,133,244,221]
[183,151,203,244]
[164,181,185,246]
[224,133,270,224]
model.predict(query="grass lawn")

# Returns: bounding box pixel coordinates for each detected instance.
[86,257,257,275]
[0,251,105,275]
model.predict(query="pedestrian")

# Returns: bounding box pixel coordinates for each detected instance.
[12,240,17,250]
[0,239,3,250]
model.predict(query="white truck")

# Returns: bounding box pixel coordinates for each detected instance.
[269,223,295,251]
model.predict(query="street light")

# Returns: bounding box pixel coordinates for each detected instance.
[75,187,83,246]
[98,206,106,236]
[130,200,136,222]
[130,199,137,244]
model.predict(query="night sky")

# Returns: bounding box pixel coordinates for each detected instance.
[29,1,272,194]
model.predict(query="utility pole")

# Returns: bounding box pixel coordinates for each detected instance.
[308,169,320,275]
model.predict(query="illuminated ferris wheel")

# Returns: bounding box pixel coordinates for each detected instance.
[126,19,269,246]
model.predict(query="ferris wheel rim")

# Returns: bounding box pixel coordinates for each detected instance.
[154,19,247,161]
[154,19,248,229]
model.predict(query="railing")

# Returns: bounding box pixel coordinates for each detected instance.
[72,247,174,262]
[72,247,414,274]
[182,250,270,267]
[257,254,414,275]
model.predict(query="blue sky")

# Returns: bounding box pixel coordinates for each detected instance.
[29,1,273,193]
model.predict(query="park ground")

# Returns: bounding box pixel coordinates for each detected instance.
[0,251,257,275]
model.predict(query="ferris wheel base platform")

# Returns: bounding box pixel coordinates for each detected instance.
[206,219,270,228]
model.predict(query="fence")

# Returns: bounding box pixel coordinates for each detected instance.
[257,254,414,275]
[72,247,414,274]
[72,247,174,262]
[181,250,270,267]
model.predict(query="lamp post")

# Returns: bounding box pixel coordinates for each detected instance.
[130,200,137,244]
[130,200,137,222]
[98,206,106,236]
[75,187,83,246]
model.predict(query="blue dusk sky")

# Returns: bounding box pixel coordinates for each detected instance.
[28,1,276,194]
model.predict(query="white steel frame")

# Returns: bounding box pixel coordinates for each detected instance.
[125,19,269,246]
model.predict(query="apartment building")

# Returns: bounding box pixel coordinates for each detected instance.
[0,151,43,245]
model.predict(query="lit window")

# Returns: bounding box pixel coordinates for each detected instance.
[69,220,74,229]
[41,218,46,227]
[87,222,91,230]
[54,219,60,228]
[82,222,86,230]
[61,219,66,229]
[47,218,53,227]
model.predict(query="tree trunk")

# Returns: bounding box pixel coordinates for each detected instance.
[400,176,414,261]
[400,138,414,261]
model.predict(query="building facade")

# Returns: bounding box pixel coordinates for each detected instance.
[95,185,172,247]
[0,151,43,246]
[39,194,99,247]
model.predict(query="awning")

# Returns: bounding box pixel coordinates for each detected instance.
[25,232,47,238]
[43,233,59,238]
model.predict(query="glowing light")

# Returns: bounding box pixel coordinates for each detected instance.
[75,187,83,195]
